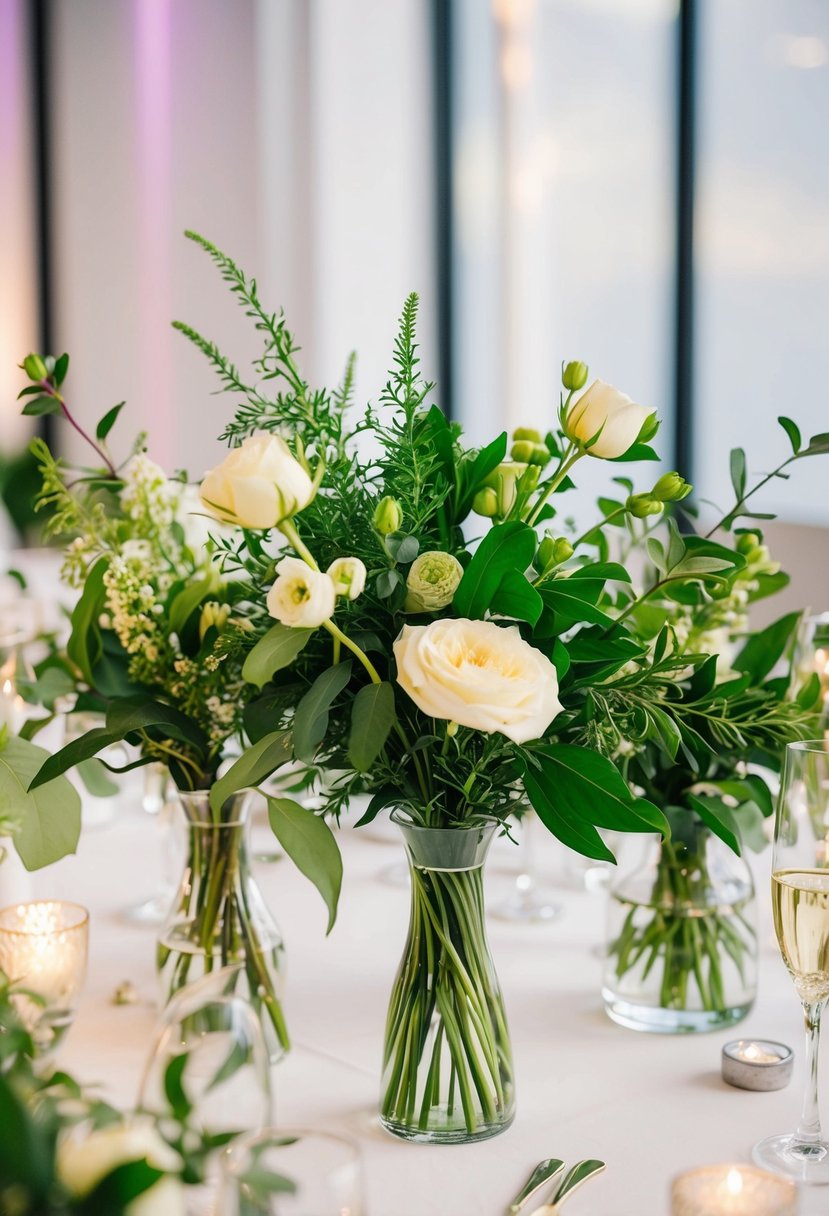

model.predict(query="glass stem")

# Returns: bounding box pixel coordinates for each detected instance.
[796,1000,826,1145]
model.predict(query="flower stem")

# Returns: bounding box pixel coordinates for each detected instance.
[39,381,118,477]
[526,445,582,527]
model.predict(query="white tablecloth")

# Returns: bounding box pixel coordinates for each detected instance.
[16,795,827,1216]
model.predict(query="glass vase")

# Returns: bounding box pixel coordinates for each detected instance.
[157,790,288,1064]
[380,811,515,1144]
[602,814,757,1033]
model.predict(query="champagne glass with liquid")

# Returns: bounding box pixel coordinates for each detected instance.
[755,739,829,1184]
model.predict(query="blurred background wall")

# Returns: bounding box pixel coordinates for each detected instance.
[1,0,828,612]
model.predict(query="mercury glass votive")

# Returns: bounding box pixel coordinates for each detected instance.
[670,1164,797,1216]
[0,900,89,1053]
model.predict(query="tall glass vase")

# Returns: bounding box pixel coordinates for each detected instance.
[157,791,288,1064]
[380,811,515,1144]
[602,814,757,1033]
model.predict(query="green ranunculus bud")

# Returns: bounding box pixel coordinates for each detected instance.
[373,495,403,536]
[626,493,663,519]
[23,353,48,382]
[538,536,574,570]
[562,360,588,391]
[405,550,464,613]
[652,471,692,503]
[472,486,499,517]
[513,427,543,443]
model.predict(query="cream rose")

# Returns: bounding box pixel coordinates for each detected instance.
[58,1122,185,1216]
[327,556,367,601]
[267,556,335,628]
[394,618,563,744]
[564,380,655,459]
[200,434,314,529]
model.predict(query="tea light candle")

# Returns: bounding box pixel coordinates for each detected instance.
[0,901,89,1049]
[721,1039,793,1091]
[671,1164,797,1216]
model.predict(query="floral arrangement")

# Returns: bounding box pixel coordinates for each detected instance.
[7,231,828,1139]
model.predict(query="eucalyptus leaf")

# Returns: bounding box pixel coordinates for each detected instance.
[209,731,291,814]
[293,662,352,762]
[349,682,396,772]
[0,735,81,869]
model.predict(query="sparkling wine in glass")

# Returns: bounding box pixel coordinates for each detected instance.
[755,739,829,1184]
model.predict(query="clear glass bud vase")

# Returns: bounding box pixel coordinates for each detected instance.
[380,811,515,1144]
[157,790,288,1063]
[602,814,757,1033]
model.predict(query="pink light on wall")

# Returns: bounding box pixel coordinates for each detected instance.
[133,0,173,468]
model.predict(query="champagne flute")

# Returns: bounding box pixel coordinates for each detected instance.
[755,739,829,1184]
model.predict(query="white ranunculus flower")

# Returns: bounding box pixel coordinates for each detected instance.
[405,551,464,613]
[200,434,314,529]
[267,556,336,628]
[327,556,367,601]
[564,380,655,460]
[58,1122,185,1216]
[394,618,563,744]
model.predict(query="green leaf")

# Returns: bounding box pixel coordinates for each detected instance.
[805,432,829,455]
[490,570,543,625]
[0,1071,53,1194]
[778,416,801,454]
[28,725,119,790]
[453,521,536,619]
[267,797,343,932]
[733,611,800,683]
[376,568,405,599]
[523,768,616,862]
[95,401,125,441]
[209,731,291,814]
[0,736,81,869]
[688,794,741,855]
[730,447,747,499]
[54,352,70,386]
[77,756,119,797]
[169,578,215,636]
[242,625,313,689]
[348,682,396,772]
[163,1053,192,1121]
[539,584,615,629]
[67,557,109,683]
[106,695,207,750]
[385,533,419,564]
[293,662,352,762]
[353,786,399,827]
[609,442,660,463]
[78,1161,166,1215]
[533,744,669,839]
[21,396,61,417]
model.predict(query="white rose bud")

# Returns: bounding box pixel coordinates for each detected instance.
[394,618,563,744]
[327,556,367,601]
[267,556,336,628]
[58,1122,185,1216]
[404,551,464,613]
[564,380,655,460]
[200,434,314,529]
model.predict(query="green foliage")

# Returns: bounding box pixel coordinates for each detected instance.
[0,734,81,870]
[266,797,343,933]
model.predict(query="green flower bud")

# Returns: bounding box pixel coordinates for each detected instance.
[511,439,549,466]
[472,487,499,517]
[626,493,663,519]
[23,353,48,382]
[537,536,574,570]
[405,550,464,613]
[513,427,543,443]
[735,532,760,555]
[373,496,403,536]
[562,360,588,391]
[652,471,692,503]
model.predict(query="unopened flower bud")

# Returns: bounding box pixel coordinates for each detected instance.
[537,536,574,570]
[327,556,367,601]
[405,551,464,613]
[562,361,588,391]
[199,600,231,640]
[23,353,48,381]
[652,471,692,503]
[513,427,543,444]
[626,493,663,519]
[373,496,403,536]
[510,439,550,466]
[472,487,499,518]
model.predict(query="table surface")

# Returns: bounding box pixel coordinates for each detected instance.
[11,785,827,1216]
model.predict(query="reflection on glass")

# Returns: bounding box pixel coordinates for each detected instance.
[220,1128,365,1216]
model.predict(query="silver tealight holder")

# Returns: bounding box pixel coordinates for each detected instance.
[721,1040,794,1091]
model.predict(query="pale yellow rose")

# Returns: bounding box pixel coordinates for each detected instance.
[58,1122,185,1216]
[267,556,335,628]
[200,434,314,529]
[327,556,367,601]
[394,618,562,744]
[564,380,655,459]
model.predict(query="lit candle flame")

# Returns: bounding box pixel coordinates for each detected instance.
[726,1168,743,1196]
